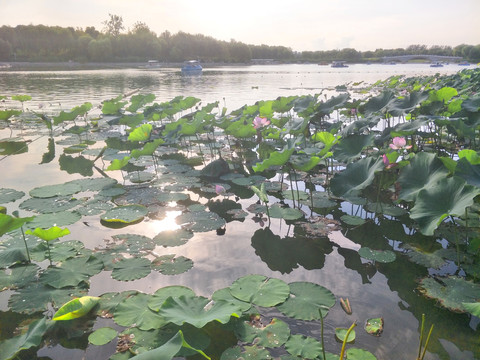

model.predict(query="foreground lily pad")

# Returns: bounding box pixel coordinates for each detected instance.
[418,276,480,313]
[148,285,196,312]
[88,327,118,346]
[151,254,193,275]
[365,317,384,336]
[0,188,25,204]
[284,334,323,359]
[101,204,148,225]
[234,317,290,348]
[358,247,396,263]
[229,275,290,307]
[114,292,166,330]
[111,257,151,281]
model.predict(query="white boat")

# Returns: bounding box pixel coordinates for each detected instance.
[430,62,443,68]
[181,60,202,75]
[139,60,162,70]
[331,61,348,68]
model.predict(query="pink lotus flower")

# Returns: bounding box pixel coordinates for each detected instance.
[215,184,226,195]
[382,154,396,169]
[253,116,270,129]
[389,137,412,150]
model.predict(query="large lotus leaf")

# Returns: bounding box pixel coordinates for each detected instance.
[333,133,376,163]
[114,293,167,330]
[112,233,156,253]
[234,317,290,348]
[0,317,50,360]
[410,176,480,236]
[268,204,304,220]
[0,263,39,290]
[111,257,151,281]
[390,118,429,137]
[429,86,458,103]
[176,210,225,233]
[96,290,138,317]
[330,157,384,198]
[148,285,196,312]
[127,93,156,113]
[30,240,83,263]
[19,196,81,214]
[364,91,396,115]
[29,182,82,198]
[300,191,337,209]
[229,274,290,307]
[211,288,252,312]
[358,247,396,263]
[40,255,103,288]
[153,229,193,247]
[277,282,335,320]
[253,147,295,173]
[76,197,114,216]
[397,152,449,202]
[9,282,88,314]
[0,213,34,237]
[365,202,407,217]
[88,327,118,346]
[101,205,148,224]
[158,295,241,328]
[231,175,266,187]
[157,192,190,203]
[403,244,446,269]
[418,276,480,312]
[151,254,193,275]
[285,334,323,359]
[346,348,377,360]
[388,91,429,117]
[221,345,271,360]
[455,157,480,187]
[0,188,25,204]
[67,177,118,191]
[27,211,81,229]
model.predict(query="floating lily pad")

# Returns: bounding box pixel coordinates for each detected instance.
[114,292,167,330]
[346,348,377,360]
[229,274,290,307]
[302,191,337,209]
[40,255,103,288]
[341,215,366,226]
[358,247,396,263]
[111,257,151,281]
[298,216,341,237]
[151,254,193,275]
[418,276,480,313]
[234,317,290,348]
[153,229,194,247]
[125,171,155,184]
[27,211,82,229]
[157,192,190,203]
[335,327,356,342]
[365,317,384,336]
[231,175,266,187]
[148,285,196,312]
[284,334,323,359]
[403,244,446,269]
[268,203,304,220]
[177,210,226,233]
[19,196,81,214]
[282,190,309,201]
[277,282,335,320]
[212,288,252,312]
[29,183,82,198]
[101,205,148,225]
[68,178,118,192]
[365,202,407,217]
[112,233,156,253]
[158,295,241,328]
[0,188,25,204]
[88,327,118,346]
[0,263,39,290]
[76,196,114,216]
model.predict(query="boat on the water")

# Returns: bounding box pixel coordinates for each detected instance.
[331,61,348,68]
[139,60,162,70]
[430,62,443,68]
[181,60,202,75]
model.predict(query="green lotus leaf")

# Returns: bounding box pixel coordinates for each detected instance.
[301,191,337,209]
[58,154,94,177]
[418,276,480,312]
[403,244,446,269]
[102,96,127,115]
[410,176,480,236]
[365,203,407,217]
[0,213,34,237]
[268,204,304,220]
[429,86,458,103]
[0,318,50,360]
[53,296,100,321]
[340,215,366,226]
[40,255,103,288]
[128,330,210,360]
[29,182,82,198]
[346,348,378,360]
[290,154,321,172]
[358,247,396,263]
[125,171,155,184]
[158,295,241,328]
[25,226,70,242]
[231,175,266,186]
[251,183,269,204]
[364,90,396,115]
[88,327,118,346]
[127,93,156,113]
[277,282,335,320]
[9,282,88,314]
[211,288,252,312]
[333,133,376,163]
[106,156,131,171]
[148,285,196,312]
[225,119,256,138]
[101,205,148,224]
[96,290,138,317]
[390,118,429,137]
[76,197,114,216]
[176,210,226,233]
[30,240,83,262]
[0,188,25,204]
[114,292,167,330]
[364,317,384,336]
[151,254,193,275]
[0,109,21,121]
[253,147,295,173]
[0,263,39,290]
[220,345,271,360]
[153,229,194,247]
[19,196,81,214]
[234,317,290,348]
[157,192,190,203]
[112,233,156,252]
[455,157,480,187]
[397,152,449,202]
[462,302,480,317]
[330,157,384,199]
[335,327,356,342]
[284,334,323,359]
[111,257,151,281]
[67,177,118,191]
[229,274,290,307]
[388,91,429,117]
[282,190,309,201]
[27,211,81,229]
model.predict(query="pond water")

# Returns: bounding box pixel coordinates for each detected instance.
[0,63,478,360]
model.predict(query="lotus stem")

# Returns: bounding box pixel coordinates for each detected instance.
[417,314,425,360]
[20,226,31,263]
[319,307,327,360]
[420,324,434,360]
[339,321,356,360]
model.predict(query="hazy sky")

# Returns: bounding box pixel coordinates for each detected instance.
[2,0,479,51]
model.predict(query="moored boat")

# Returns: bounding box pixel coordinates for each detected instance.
[331,61,348,68]
[430,62,443,67]
[181,60,202,75]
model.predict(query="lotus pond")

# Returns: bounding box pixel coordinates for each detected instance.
[0,68,479,360]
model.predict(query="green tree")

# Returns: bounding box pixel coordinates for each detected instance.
[102,14,124,37]
[0,38,12,60]
[88,37,112,61]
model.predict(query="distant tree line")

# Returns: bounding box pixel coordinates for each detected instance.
[0,14,478,63]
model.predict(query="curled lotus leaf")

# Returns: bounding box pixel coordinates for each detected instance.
[53,296,100,321]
